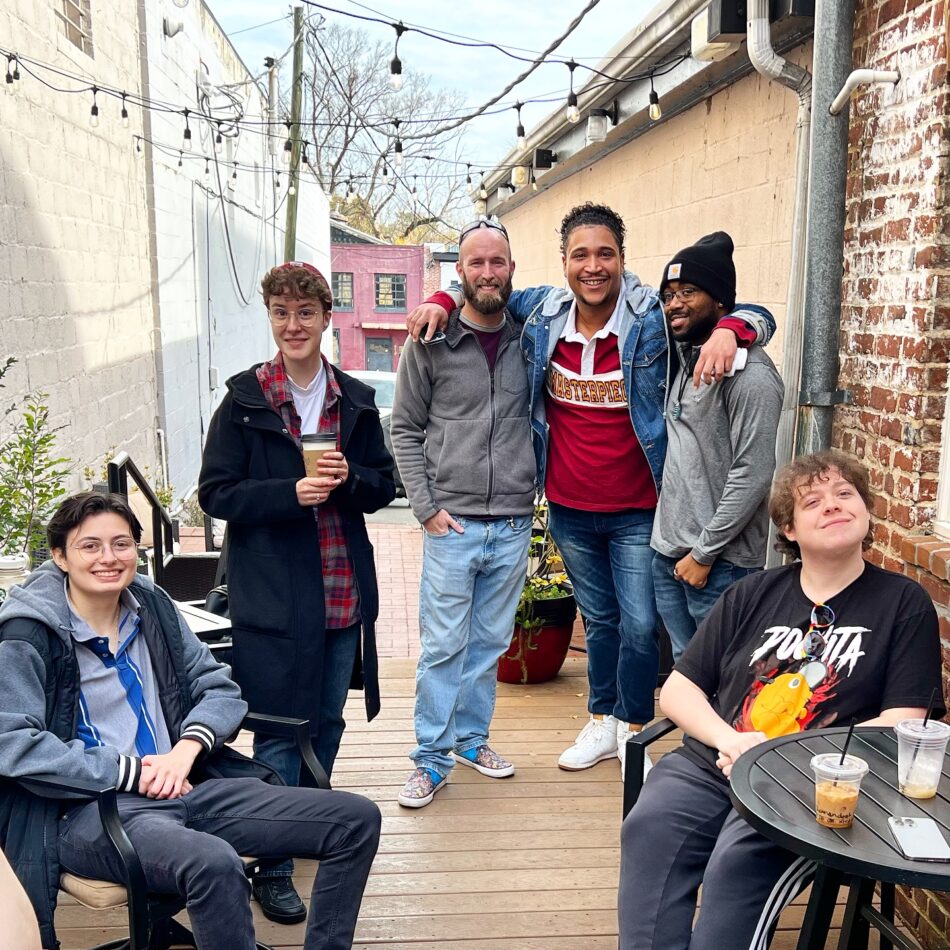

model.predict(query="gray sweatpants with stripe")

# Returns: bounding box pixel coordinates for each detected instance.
[619,753,815,950]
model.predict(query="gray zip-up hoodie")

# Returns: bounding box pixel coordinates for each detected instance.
[391,309,537,524]
[0,562,246,794]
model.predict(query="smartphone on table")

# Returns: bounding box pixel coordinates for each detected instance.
[888,816,950,862]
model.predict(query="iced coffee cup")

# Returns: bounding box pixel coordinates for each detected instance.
[895,719,950,800]
[810,753,869,828]
[302,435,337,477]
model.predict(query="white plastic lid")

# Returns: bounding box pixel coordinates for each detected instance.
[894,719,950,744]
[810,752,869,781]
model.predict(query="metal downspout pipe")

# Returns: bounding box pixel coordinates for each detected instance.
[796,0,857,454]
[746,0,812,566]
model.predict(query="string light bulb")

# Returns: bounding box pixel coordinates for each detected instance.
[282,122,292,165]
[382,162,389,179]
[393,119,403,171]
[275,171,282,191]
[411,175,418,196]
[134,136,143,158]
[289,177,296,196]
[120,93,130,128]
[177,151,183,168]
[5,54,19,88]
[204,157,210,176]
[648,75,662,122]
[228,161,237,191]
[182,108,192,151]
[478,171,488,201]
[215,121,224,155]
[465,163,472,185]
[389,21,407,91]
[514,102,526,150]
[565,61,580,124]
[89,86,100,128]
[531,171,538,192]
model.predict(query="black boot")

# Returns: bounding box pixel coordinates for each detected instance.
[252,878,307,924]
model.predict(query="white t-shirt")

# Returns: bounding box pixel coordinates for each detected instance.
[289,364,327,434]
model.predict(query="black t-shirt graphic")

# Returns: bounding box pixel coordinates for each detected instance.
[673,561,945,780]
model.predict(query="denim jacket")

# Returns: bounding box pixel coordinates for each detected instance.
[507,272,775,497]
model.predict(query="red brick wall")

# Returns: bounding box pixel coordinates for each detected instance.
[838,2,949,945]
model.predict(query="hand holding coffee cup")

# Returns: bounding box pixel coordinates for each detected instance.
[315,450,348,487]
[295,476,338,507]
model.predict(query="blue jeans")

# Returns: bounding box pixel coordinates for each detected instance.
[652,553,760,661]
[548,503,658,725]
[253,622,359,879]
[411,514,532,777]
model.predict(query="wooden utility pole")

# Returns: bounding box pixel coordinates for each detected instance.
[283,4,305,261]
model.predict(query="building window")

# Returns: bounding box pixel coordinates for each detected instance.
[56,0,94,57]
[374,274,407,311]
[332,272,353,311]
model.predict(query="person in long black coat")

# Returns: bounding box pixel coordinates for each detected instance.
[198,262,395,923]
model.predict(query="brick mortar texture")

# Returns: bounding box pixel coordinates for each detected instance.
[837,2,949,946]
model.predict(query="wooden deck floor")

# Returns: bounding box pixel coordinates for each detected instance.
[55,656,895,949]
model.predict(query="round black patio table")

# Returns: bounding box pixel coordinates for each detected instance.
[729,726,950,950]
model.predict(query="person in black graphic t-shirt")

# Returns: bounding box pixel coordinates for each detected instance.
[618,451,945,950]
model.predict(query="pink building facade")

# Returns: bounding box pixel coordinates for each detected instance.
[330,228,424,371]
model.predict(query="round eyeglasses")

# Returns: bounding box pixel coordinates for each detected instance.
[268,306,324,327]
[798,602,835,660]
[70,538,138,561]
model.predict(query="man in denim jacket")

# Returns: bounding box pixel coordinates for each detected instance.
[410,203,774,776]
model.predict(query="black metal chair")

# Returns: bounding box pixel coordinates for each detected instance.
[621,716,677,818]
[30,713,329,950]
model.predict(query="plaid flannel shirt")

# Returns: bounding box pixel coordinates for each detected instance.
[257,354,359,628]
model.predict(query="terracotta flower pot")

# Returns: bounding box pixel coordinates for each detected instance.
[497,593,577,684]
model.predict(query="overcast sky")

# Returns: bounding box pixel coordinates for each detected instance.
[207,0,657,171]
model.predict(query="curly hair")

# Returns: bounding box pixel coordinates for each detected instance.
[261,264,332,311]
[769,450,873,560]
[47,492,143,551]
[559,202,626,256]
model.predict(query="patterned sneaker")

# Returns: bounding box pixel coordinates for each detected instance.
[454,744,515,778]
[558,715,619,771]
[397,767,446,808]
[617,721,654,783]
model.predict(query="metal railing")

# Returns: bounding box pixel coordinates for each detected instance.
[106,452,175,588]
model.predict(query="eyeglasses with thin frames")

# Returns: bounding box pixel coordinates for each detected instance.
[458,218,510,246]
[268,305,324,328]
[798,602,835,661]
[70,538,138,561]
[660,286,700,306]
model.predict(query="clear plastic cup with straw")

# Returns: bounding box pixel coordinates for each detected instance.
[895,719,950,800]
[810,752,869,828]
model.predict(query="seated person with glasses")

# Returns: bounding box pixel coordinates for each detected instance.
[0,492,381,950]
[618,450,945,950]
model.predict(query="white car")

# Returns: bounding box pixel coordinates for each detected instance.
[347,370,404,496]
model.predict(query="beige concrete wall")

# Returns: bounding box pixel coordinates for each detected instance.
[500,43,813,372]
[0,2,157,484]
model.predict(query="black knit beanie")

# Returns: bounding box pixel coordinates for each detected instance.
[659,231,736,310]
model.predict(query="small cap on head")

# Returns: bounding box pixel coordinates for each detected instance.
[262,261,332,310]
[659,231,736,310]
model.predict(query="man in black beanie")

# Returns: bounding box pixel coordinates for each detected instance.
[651,232,784,659]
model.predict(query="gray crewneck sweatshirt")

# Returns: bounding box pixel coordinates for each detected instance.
[651,341,783,567]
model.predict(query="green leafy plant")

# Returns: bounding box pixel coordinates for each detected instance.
[514,501,573,631]
[0,368,71,557]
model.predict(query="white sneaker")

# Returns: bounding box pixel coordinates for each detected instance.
[617,720,653,782]
[558,715,619,771]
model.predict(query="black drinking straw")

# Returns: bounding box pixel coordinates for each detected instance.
[839,718,857,766]
[906,688,939,782]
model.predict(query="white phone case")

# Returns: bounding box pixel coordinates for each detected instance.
[888,816,950,862]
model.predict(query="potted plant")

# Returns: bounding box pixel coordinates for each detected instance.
[0,358,70,600]
[497,502,577,685]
